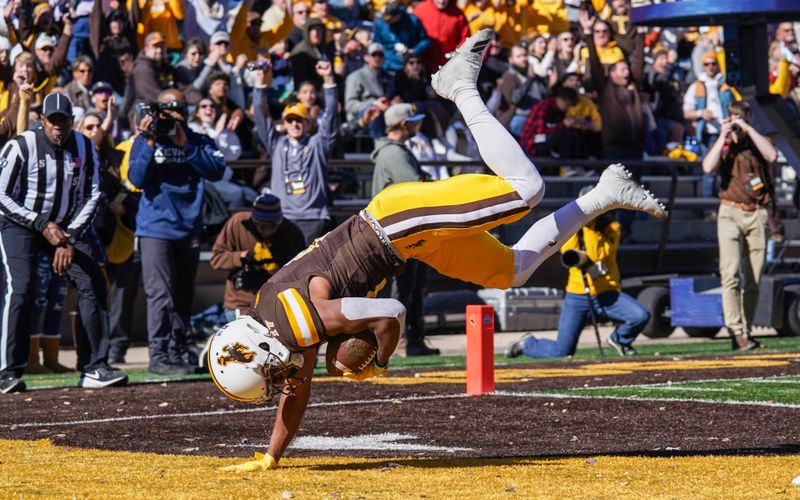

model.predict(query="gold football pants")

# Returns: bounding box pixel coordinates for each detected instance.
[366,174,530,289]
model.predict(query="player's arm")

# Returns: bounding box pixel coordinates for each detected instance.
[309,276,405,367]
[267,348,316,462]
[219,347,315,471]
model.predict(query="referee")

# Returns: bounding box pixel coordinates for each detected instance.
[0,92,127,393]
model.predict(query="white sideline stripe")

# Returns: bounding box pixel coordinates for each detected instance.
[491,390,800,409]
[559,374,800,392]
[1,393,469,429]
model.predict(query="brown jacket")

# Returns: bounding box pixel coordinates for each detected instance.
[211,211,306,310]
[587,31,645,147]
[719,138,773,207]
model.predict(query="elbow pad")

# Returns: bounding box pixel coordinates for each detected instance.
[340,297,406,335]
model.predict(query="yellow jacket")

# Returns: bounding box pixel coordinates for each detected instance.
[770,58,792,98]
[565,95,602,133]
[465,2,521,48]
[231,0,295,60]
[128,0,186,50]
[579,41,625,74]
[116,138,142,194]
[562,220,621,295]
[528,0,568,36]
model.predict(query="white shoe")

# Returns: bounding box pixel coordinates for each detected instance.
[431,29,494,101]
[594,164,668,220]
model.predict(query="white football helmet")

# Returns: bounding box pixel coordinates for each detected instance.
[208,316,307,403]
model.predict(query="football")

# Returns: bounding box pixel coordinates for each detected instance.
[325,331,378,376]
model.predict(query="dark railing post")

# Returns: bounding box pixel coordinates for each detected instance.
[655,168,678,272]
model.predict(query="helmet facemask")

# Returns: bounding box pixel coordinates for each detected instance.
[259,352,308,399]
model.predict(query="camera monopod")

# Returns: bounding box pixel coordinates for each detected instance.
[561,249,605,356]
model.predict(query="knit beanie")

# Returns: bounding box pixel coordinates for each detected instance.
[252,194,283,222]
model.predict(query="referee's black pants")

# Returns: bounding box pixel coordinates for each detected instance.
[0,217,110,378]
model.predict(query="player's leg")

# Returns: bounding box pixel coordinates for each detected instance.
[432,29,544,208]
[366,174,530,261]
[510,165,667,287]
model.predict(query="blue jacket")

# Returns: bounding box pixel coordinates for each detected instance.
[373,13,430,72]
[128,127,226,240]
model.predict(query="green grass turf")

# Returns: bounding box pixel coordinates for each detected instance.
[19,336,800,390]
[553,375,800,406]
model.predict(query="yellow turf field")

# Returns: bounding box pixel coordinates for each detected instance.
[1,439,798,498]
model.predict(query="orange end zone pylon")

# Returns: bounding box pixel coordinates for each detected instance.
[466,305,495,395]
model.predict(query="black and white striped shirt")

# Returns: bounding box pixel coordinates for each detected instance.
[0,128,100,236]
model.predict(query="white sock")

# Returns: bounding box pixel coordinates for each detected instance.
[453,87,544,207]
[510,201,597,287]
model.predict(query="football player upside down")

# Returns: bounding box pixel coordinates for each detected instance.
[209,29,668,472]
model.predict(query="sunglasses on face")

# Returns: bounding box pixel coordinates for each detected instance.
[39,46,55,52]
[285,116,304,123]
[371,52,385,58]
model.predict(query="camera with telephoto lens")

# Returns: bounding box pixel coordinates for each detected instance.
[135,101,187,136]
[731,123,742,134]
[561,249,608,279]
[229,257,274,292]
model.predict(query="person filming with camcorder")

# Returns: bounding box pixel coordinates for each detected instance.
[211,194,306,323]
[128,88,226,376]
[506,187,650,359]
[703,100,777,351]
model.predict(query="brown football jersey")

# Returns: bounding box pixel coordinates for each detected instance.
[254,215,402,352]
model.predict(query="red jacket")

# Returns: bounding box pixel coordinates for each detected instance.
[413,0,470,71]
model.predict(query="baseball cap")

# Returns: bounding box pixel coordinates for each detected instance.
[384,103,424,130]
[382,1,402,19]
[42,92,73,119]
[33,2,52,19]
[282,102,308,120]
[91,81,114,94]
[702,51,719,64]
[209,31,231,46]
[252,194,283,223]
[34,33,57,50]
[367,42,383,55]
[144,31,166,46]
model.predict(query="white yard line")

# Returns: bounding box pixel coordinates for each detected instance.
[7,375,799,429]
[1,393,469,429]
[561,374,800,392]
[492,390,800,409]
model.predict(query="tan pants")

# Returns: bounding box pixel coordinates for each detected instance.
[717,203,768,336]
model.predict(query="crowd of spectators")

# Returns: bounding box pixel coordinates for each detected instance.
[0,0,798,380]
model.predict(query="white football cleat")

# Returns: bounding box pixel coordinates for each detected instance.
[431,29,494,101]
[595,164,669,220]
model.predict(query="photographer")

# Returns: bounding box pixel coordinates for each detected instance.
[703,101,777,351]
[210,194,306,321]
[506,201,649,358]
[128,88,226,376]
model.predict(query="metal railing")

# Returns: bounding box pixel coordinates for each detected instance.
[229,158,797,274]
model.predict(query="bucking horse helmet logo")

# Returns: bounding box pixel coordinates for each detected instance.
[217,342,256,366]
